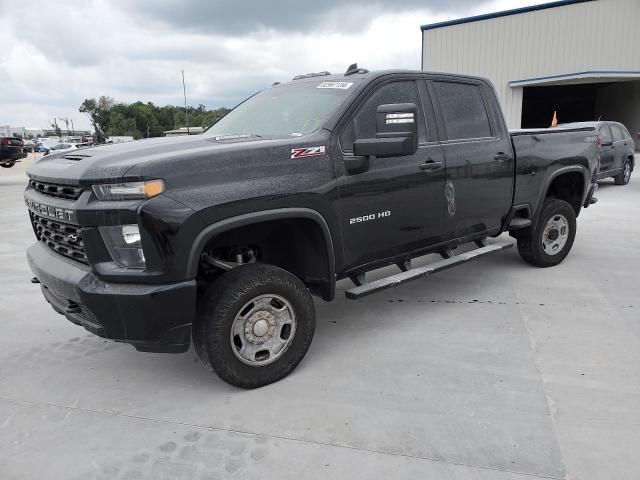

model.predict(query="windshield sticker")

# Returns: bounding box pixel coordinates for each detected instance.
[317,82,354,90]
[291,146,326,159]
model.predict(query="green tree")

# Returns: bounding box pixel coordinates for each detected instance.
[80,97,231,139]
[79,96,114,143]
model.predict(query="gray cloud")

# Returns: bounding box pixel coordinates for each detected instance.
[0,0,555,130]
[115,0,481,34]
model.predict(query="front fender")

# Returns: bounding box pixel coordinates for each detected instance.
[186,207,337,300]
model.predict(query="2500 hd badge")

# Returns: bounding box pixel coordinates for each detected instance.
[350,210,391,225]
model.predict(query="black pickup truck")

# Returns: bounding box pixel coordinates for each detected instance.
[25,66,599,388]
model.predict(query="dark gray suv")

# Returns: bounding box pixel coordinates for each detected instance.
[562,121,635,185]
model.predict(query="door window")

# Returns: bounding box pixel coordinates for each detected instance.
[600,125,613,142]
[433,82,492,140]
[611,125,625,142]
[340,81,427,152]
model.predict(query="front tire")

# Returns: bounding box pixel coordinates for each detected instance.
[517,198,576,268]
[0,161,16,168]
[614,159,632,185]
[194,264,315,389]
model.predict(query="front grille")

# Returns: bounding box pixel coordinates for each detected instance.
[30,212,88,264]
[28,179,84,200]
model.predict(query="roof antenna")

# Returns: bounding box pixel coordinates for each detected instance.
[344,63,369,76]
[182,69,190,135]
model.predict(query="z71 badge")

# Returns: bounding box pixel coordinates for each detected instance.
[291,146,326,159]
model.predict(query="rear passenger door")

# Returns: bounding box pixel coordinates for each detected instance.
[599,125,615,172]
[429,79,514,239]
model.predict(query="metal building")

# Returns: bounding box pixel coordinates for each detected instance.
[421,0,640,149]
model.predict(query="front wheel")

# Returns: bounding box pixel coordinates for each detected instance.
[194,263,316,388]
[614,159,632,185]
[517,198,577,268]
[0,161,16,168]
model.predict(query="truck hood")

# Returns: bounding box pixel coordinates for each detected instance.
[26,134,315,185]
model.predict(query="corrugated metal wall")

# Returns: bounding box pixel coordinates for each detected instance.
[422,0,640,128]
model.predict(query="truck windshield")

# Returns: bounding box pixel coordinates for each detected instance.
[204,81,358,139]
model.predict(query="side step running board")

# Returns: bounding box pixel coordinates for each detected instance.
[345,241,513,300]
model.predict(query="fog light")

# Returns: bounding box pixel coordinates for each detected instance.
[99,225,146,269]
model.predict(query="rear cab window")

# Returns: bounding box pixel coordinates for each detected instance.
[432,81,492,141]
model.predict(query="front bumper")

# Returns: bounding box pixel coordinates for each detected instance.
[27,241,196,353]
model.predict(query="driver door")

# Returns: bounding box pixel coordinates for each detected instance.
[334,78,447,272]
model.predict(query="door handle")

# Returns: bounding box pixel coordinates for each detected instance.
[419,159,443,171]
[494,152,511,162]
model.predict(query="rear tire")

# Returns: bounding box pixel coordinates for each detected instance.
[194,263,315,389]
[1,161,16,168]
[517,198,576,268]
[614,159,632,185]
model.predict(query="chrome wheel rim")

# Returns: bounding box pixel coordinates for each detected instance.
[230,294,296,366]
[542,214,569,256]
[624,163,631,182]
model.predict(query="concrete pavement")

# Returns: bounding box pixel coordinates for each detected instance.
[1,155,638,479]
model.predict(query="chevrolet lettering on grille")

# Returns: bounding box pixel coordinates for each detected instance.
[25,198,74,222]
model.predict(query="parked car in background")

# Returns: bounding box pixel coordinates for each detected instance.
[561,121,635,185]
[0,136,27,168]
[21,139,37,153]
[36,143,50,154]
[44,142,91,155]
[45,143,78,155]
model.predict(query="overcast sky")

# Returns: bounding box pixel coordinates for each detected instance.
[0,0,556,130]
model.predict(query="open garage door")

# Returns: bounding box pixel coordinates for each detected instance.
[520,80,640,150]
[521,84,603,128]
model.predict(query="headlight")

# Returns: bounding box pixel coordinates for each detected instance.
[92,180,164,201]
[99,225,146,268]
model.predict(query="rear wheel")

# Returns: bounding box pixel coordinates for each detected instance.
[517,198,576,268]
[614,159,632,185]
[194,263,315,388]
[0,161,16,168]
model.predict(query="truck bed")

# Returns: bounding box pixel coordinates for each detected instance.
[510,125,599,217]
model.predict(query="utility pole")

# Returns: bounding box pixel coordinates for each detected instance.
[182,69,190,135]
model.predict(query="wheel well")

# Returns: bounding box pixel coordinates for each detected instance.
[545,172,584,215]
[197,218,333,301]
[627,154,635,170]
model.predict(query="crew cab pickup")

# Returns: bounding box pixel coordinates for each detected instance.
[25,65,599,388]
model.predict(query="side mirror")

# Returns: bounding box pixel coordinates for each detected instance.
[601,140,613,147]
[352,103,419,158]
